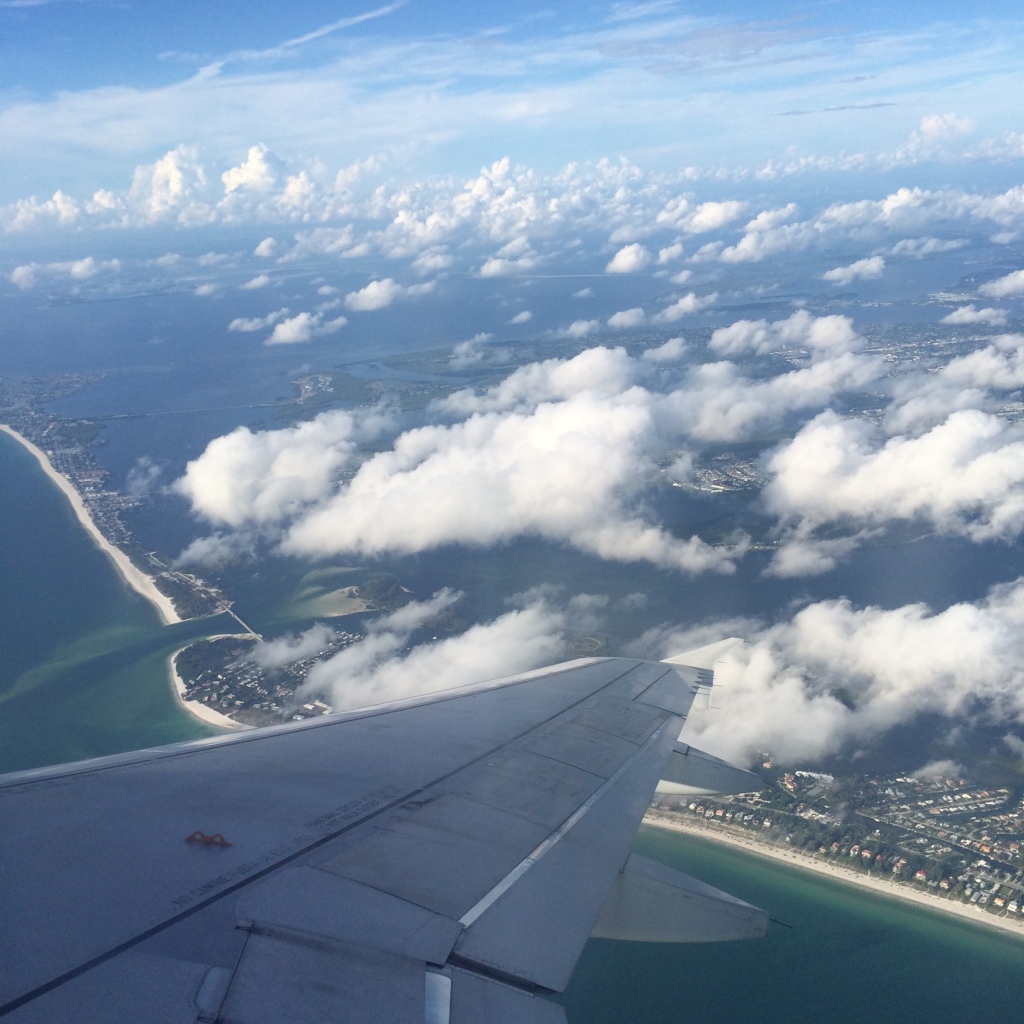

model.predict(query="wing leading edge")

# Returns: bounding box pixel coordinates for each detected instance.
[0,644,764,1024]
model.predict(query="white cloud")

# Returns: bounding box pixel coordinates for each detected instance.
[657,198,745,235]
[177,348,743,576]
[344,277,435,311]
[254,236,276,257]
[941,304,1007,326]
[8,256,121,290]
[302,593,566,713]
[509,310,532,324]
[710,310,863,359]
[221,144,282,194]
[657,243,683,263]
[448,334,504,369]
[239,273,270,290]
[174,407,392,528]
[980,269,1024,299]
[822,256,885,286]
[266,310,347,344]
[479,256,535,277]
[557,319,601,338]
[228,308,289,332]
[641,336,686,362]
[605,243,651,274]
[890,236,965,258]
[764,409,1024,557]
[8,264,38,289]
[653,291,717,322]
[669,577,1024,765]
[194,283,219,296]
[413,249,454,274]
[249,624,338,670]
[573,287,593,298]
[607,307,645,328]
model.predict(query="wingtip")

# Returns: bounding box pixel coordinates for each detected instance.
[660,637,745,670]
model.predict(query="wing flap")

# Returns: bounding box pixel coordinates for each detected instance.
[657,742,762,796]
[591,853,768,943]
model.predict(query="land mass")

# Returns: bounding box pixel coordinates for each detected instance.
[0,423,182,625]
[645,811,1024,942]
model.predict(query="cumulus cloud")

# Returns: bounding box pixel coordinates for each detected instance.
[174,407,393,528]
[222,144,282,194]
[885,333,1024,432]
[763,409,1024,572]
[822,256,885,285]
[301,592,566,712]
[660,578,1024,765]
[556,319,601,338]
[710,310,863,359]
[641,336,687,362]
[607,307,645,328]
[177,345,744,576]
[606,243,651,274]
[980,269,1024,298]
[653,291,717,322]
[890,237,966,258]
[7,257,120,289]
[125,456,163,497]
[266,310,347,344]
[239,274,270,290]
[344,277,435,311]
[448,333,507,369]
[656,198,745,235]
[508,310,532,324]
[941,304,1007,326]
[249,623,337,670]
[228,308,289,332]
[254,237,276,257]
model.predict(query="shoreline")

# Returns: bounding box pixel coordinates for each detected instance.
[0,423,181,626]
[644,812,1024,943]
[168,639,253,731]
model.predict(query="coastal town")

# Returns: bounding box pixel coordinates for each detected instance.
[173,629,363,727]
[0,372,224,620]
[650,765,1024,935]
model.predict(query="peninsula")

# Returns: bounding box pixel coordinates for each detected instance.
[0,423,181,625]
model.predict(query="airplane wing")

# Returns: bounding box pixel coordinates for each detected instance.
[0,644,764,1024]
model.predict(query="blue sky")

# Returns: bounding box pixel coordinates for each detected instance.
[3,1,1024,206]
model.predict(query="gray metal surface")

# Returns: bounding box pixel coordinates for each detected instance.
[0,649,760,1023]
[591,853,769,942]
[657,742,763,796]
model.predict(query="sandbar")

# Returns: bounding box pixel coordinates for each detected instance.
[168,639,253,731]
[644,811,1024,942]
[0,423,180,625]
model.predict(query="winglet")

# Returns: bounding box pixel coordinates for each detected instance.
[661,637,745,670]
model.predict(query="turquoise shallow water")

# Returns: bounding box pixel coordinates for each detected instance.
[565,825,1024,1024]
[0,430,219,773]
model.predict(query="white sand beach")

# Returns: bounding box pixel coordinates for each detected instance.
[645,811,1024,942]
[0,423,181,625]
[167,640,253,731]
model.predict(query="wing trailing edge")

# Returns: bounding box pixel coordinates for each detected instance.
[591,853,768,943]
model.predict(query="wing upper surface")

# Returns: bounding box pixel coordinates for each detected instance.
[0,653,741,1023]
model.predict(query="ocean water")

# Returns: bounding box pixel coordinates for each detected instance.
[565,826,1024,1024]
[0,430,219,773]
